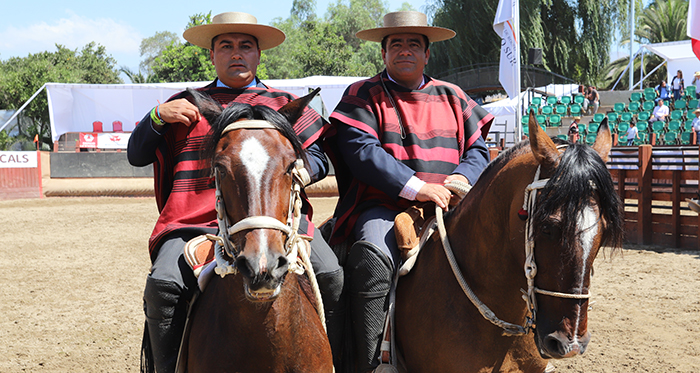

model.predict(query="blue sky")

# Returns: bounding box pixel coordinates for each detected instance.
[1,0,430,76]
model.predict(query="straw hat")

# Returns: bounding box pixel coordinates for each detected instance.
[694,108,700,115]
[356,11,456,43]
[183,12,285,50]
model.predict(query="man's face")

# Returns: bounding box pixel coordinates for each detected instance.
[381,33,429,87]
[659,100,664,106]
[210,33,261,88]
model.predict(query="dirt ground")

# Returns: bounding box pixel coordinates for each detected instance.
[1,196,699,372]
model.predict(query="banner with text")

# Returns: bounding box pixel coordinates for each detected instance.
[0,151,38,168]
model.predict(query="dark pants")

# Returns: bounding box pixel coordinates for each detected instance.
[143,227,342,373]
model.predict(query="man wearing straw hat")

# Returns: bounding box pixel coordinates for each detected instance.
[128,12,343,373]
[324,11,493,372]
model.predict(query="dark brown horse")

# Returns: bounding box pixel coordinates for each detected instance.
[180,90,333,373]
[394,114,623,372]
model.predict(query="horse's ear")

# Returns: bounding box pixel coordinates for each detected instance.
[528,110,559,168]
[278,87,321,124]
[592,117,612,163]
[187,88,223,124]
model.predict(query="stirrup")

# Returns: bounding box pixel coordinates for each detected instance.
[184,235,216,278]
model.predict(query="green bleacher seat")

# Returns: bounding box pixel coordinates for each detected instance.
[546,96,558,105]
[555,104,567,116]
[521,116,529,126]
[680,132,692,145]
[569,104,582,116]
[635,133,648,145]
[685,120,694,132]
[607,112,619,123]
[670,110,684,121]
[668,120,681,132]
[686,86,696,98]
[630,92,643,102]
[637,111,651,123]
[531,96,542,107]
[560,96,572,105]
[541,105,553,115]
[628,102,641,112]
[588,123,599,134]
[644,87,656,96]
[578,123,587,135]
[663,131,679,145]
[675,100,687,111]
[644,92,657,101]
[527,105,539,115]
[620,112,633,123]
[613,102,626,112]
[557,134,568,141]
[651,121,665,133]
[536,115,547,125]
[573,94,585,105]
[585,134,597,145]
[642,101,655,111]
[549,114,562,127]
[591,113,605,123]
[688,99,699,109]
[522,125,529,135]
[617,122,630,134]
[637,121,649,133]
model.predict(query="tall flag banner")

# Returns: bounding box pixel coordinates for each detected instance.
[689,0,700,61]
[493,0,519,99]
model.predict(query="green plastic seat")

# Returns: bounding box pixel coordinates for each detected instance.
[620,112,633,123]
[521,116,530,126]
[531,97,542,107]
[685,120,694,132]
[637,121,649,133]
[555,104,567,116]
[670,110,684,121]
[675,100,687,111]
[573,94,585,105]
[668,120,681,132]
[644,87,656,96]
[630,92,643,102]
[541,105,553,115]
[607,112,619,123]
[522,125,529,135]
[557,134,568,141]
[651,121,666,133]
[687,86,697,98]
[585,134,597,145]
[634,133,648,145]
[613,102,626,112]
[536,115,547,125]
[642,101,655,111]
[644,92,657,101]
[617,122,630,134]
[591,113,605,123]
[588,123,599,134]
[628,102,641,112]
[527,105,539,115]
[663,131,678,145]
[637,111,651,123]
[578,123,587,135]
[546,96,558,105]
[549,114,562,127]
[560,96,572,105]
[680,132,692,145]
[569,104,582,116]
[688,99,699,109]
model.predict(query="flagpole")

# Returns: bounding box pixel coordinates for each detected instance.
[515,0,522,141]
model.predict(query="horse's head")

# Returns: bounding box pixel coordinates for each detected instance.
[194,88,319,302]
[523,112,624,359]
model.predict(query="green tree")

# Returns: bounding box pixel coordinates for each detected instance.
[604,0,689,90]
[139,31,179,76]
[0,43,122,150]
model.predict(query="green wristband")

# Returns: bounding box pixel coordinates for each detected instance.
[150,107,165,126]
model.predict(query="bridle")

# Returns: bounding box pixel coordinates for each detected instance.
[437,145,593,336]
[206,120,311,279]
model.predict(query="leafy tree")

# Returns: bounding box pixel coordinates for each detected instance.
[0,43,121,150]
[139,31,179,76]
[603,0,689,90]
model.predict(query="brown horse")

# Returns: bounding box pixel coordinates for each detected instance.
[180,89,333,373]
[394,114,623,372]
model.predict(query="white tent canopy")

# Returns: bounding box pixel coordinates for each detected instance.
[622,40,700,90]
[43,76,365,143]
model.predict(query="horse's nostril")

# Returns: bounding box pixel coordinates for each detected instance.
[544,334,565,357]
[236,256,255,279]
[276,255,289,270]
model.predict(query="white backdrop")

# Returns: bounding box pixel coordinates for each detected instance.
[46,76,365,143]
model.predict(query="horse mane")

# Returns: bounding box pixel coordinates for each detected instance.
[192,90,307,173]
[463,138,623,251]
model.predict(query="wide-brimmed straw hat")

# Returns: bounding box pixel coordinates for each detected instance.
[695,71,700,77]
[356,11,456,43]
[694,108,700,115]
[183,12,285,50]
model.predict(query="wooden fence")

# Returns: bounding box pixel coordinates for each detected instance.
[608,145,700,250]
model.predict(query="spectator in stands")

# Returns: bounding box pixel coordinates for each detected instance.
[626,122,639,146]
[655,80,671,103]
[583,85,599,114]
[671,70,685,102]
[126,12,342,373]
[692,108,700,136]
[649,98,670,123]
[693,72,700,100]
[568,117,580,143]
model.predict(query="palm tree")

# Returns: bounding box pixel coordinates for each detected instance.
[119,66,159,84]
[603,0,689,90]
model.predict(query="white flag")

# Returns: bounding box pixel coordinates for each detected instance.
[688,0,700,60]
[493,0,519,99]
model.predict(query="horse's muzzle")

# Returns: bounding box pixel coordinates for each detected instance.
[236,251,289,302]
[538,330,590,359]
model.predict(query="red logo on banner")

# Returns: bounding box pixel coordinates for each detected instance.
[79,133,98,148]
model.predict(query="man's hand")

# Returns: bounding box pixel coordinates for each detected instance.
[416,183,452,210]
[444,174,469,186]
[157,99,201,127]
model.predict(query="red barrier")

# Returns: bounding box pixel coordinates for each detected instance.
[0,151,43,200]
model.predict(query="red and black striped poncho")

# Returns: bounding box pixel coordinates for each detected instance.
[326,71,494,245]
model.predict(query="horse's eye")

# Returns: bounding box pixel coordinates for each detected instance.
[542,224,552,235]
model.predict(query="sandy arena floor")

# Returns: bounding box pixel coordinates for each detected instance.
[0,196,698,372]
